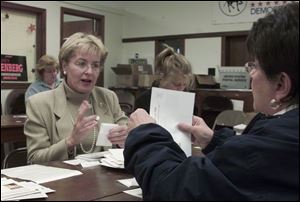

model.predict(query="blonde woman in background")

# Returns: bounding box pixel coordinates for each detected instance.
[25,32,128,163]
[25,55,61,102]
[134,44,193,113]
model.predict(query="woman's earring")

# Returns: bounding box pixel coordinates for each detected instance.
[269,98,281,110]
[63,70,67,75]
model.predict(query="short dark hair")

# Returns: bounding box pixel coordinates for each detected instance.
[247,2,299,103]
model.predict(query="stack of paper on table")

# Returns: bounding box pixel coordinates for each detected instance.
[1,164,82,184]
[1,177,54,200]
[99,148,124,169]
[65,151,110,168]
[75,151,109,161]
[67,149,125,168]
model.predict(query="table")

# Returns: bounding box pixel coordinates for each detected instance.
[1,115,27,162]
[42,147,203,200]
[1,115,27,143]
[2,147,204,201]
[96,192,141,201]
[194,89,254,115]
[39,161,142,201]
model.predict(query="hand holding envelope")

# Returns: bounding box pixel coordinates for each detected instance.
[96,123,118,147]
[96,123,128,147]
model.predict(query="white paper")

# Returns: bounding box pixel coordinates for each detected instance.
[233,123,247,135]
[117,177,139,188]
[96,123,118,146]
[123,188,143,198]
[1,164,82,184]
[103,153,123,165]
[150,87,195,156]
[231,99,244,111]
[75,151,109,161]
[99,149,125,169]
[100,158,124,169]
[1,178,53,201]
[108,148,124,162]
[18,181,55,194]
[63,159,101,168]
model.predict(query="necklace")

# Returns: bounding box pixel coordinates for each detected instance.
[69,98,98,154]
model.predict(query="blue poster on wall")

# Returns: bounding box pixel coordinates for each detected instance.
[1,54,28,82]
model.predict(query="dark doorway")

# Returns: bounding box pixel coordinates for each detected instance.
[60,7,105,86]
[221,34,251,66]
[63,20,94,39]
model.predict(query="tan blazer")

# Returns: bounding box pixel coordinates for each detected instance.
[25,83,128,163]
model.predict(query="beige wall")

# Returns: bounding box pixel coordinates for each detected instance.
[122,1,252,38]
[5,1,124,87]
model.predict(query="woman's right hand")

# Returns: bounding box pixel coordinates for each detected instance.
[177,116,214,149]
[66,100,99,148]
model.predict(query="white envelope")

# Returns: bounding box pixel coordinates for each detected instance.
[96,123,118,146]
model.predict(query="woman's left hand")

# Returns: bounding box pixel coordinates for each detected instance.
[107,125,128,148]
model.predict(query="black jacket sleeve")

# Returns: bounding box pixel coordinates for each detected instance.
[124,123,249,201]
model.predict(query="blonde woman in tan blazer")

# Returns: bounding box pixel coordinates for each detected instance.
[25,33,128,164]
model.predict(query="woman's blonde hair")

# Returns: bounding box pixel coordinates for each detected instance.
[155,44,193,87]
[59,32,108,72]
[34,55,59,80]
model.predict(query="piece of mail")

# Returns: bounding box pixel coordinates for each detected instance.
[150,87,195,156]
[96,123,118,146]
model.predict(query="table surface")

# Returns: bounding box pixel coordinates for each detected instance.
[1,115,27,128]
[1,115,27,143]
[2,148,203,201]
[39,161,142,201]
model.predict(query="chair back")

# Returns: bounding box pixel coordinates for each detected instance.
[5,89,26,115]
[2,147,28,169]
[244,112,258,125]
[201,96,233,127]
[212,110,247,130]
[115,90,135,116]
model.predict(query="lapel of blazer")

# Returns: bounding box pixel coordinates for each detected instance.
[53,83,73,139]
[92,88,109,119]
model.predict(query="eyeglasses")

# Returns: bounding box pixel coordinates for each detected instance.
[74,60,102,72]
[245,62,257,73]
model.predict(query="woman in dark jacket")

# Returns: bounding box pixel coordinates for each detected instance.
[124,3,299,201]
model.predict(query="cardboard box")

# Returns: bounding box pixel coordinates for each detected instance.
[138,75,161,87]
[192,74,219,89]
[112,64,153,87]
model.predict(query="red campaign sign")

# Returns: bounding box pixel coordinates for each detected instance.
[1,55,28,81]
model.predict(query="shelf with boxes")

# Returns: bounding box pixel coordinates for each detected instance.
[111,64,160,88]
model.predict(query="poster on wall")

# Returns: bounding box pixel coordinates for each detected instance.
[212,1,296,24]
[1,54,28,82]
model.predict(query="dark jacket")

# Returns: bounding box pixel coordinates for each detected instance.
[124,108,299,201]
[134,88,152,112]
